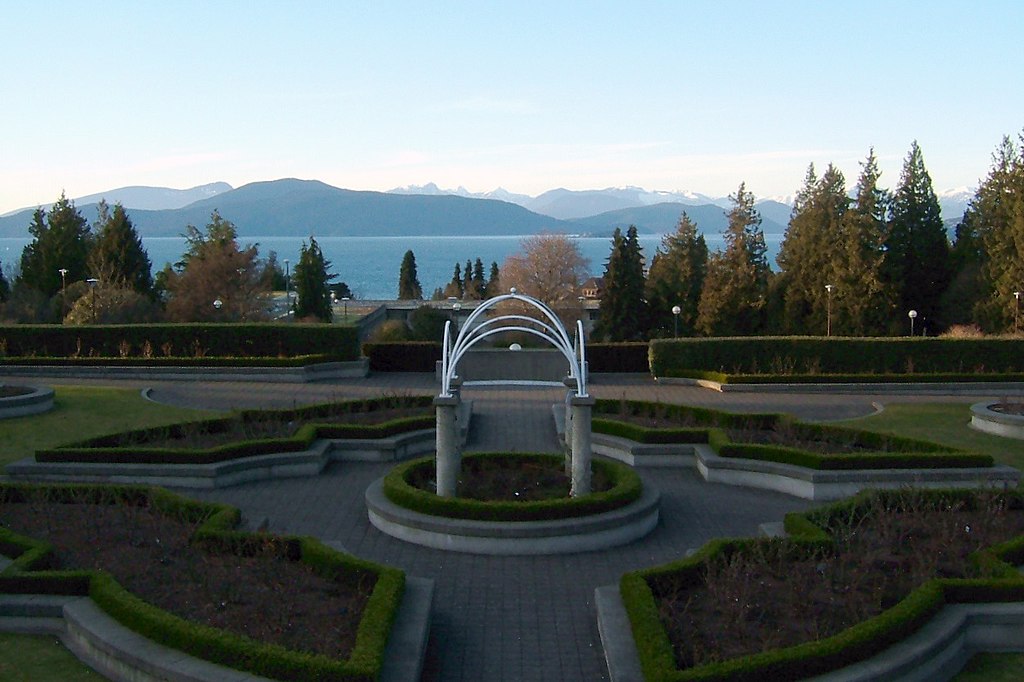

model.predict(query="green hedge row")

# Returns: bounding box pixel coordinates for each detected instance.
[0,324,360,362]
[382,452,642,522]
[38,396,434,464]
[361,341,651,373]
[0,483,403,681]
[362,341,442,371]
[649,336,1024,378]
[622,488,1024,681]
[590,398,990,470]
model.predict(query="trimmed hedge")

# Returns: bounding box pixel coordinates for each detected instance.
[586,343,651,373]
[382,452,643,522]
[590,398,991,470]
[362,341,441,372]
[0,483,404,681]
[37,396,434,464]
[621,488,1024,681]
[0,323,360,362]
[650,336,1024,379]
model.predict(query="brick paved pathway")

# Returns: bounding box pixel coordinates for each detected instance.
[182,385,813,681]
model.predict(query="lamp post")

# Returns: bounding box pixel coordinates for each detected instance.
[452,300,461,333]
[342,296,350,320]
[283,259,290,314]
[58,268,68,322]
[671,305,682,338]
[908,309,917,336]
[1014,291,1021,334]
[86,278,98,323]
[825,284,834,337]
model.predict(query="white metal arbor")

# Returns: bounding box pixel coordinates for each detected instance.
[438,289,588,398]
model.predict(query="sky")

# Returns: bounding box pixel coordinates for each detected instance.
[2,0,1023,214]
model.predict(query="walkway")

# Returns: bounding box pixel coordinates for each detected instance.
[6,370,1008,681]
[177,384,813,681]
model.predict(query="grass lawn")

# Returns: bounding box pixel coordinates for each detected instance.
[0,633,105,681]
[842,401,1024,469]
[0,385,215,469]
[954,653,1024,681]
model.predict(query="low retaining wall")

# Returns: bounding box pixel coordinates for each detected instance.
[365,477,660,555]
[971,402,1024,440]
[657,376,1024,394]
[0,385,54,419]
[554,406,1021,501]
[0,359,369,383]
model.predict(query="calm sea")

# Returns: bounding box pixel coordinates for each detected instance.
[0,233,783,300]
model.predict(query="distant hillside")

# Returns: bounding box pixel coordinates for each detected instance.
[0,179,571,239]
[567,202,789,236]
[0,182,232,218]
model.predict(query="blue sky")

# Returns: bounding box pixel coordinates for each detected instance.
[2,0,1022,214]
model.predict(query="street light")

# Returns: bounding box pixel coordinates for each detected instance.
[908,309,918,336]
[825,284,834,337]
[85,278,99,323]
[671,305,682,338]
[342,296,350,319]
[58,268,68,322]
[1014,291,1021,334]
[283,259,290,313]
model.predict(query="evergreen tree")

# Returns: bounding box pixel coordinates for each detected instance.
[397,250,423,299]
[486,261,501,297]
[968,133,1024,330]
[884,141,951,333]
[471,258,486,298]
[696,183,770,336]
[443,262,464,298]
[776,164,848,334]
[594,225,647,340]
[18,194,93,297]
[163,211,267,322]
[0,262,9,303]
[462,259,473,298]
[294,236,335,322]
[644,212,707,337]
[89,201,154,296]
[833,150,893,335]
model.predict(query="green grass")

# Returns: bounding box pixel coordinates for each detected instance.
[842,402,1024,469]
[0,385,215,468]
[0,633,105,681]
[954,653,1024,681]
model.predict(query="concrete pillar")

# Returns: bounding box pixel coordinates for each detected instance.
[562,381,575,474]
[570,394,595,498]
[434,395,461,497]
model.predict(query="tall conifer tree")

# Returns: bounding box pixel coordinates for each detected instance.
[294,236,335,322]
[18,194,92,297]
[397,250,423,299]
[696,183,770,336]
[89,201,154,296]
[884,141,951,332]
[645,212,707,337]
[595,225,647,340]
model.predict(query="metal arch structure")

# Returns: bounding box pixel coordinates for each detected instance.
[439,290,588,398]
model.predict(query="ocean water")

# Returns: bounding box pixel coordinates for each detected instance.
[0,233,783,300]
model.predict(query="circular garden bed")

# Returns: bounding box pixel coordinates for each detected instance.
[366,452,660,554]
[0,384,55,419]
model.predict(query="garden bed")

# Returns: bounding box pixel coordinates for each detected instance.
[0,484,404,681]
[621,488,1024,681]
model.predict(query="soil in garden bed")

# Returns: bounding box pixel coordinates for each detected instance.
[649,491,1024,670]
[0,499,372,661]
[408,456,614,501]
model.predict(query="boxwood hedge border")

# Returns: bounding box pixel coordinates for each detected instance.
[591,398,991,470]
[620,487,1024,682]
[0,483,404,682]
[381,452,643,522]
[37,395,434,465]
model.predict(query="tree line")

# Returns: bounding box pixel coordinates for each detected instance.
[0,201,341,324]
[593,134,1024,340]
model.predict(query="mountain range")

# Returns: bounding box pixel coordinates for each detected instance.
[0,178,972,241]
